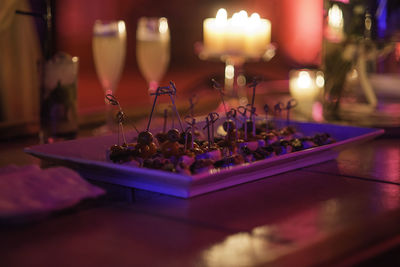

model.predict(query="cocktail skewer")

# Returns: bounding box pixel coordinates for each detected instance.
[147,87,163,132]
[190,119,196,150]
[212,78,228,117]
[185,115,197,150]
[224,110,232,134]
[204,117,211,149]
[170,104,175,129]
[247,78,259,113]
[168,81,184,133]
[163,108,168,133]
[208,112,219,145]
[247,104,257,137]
[187,94,198,118]
[226,108,238,142]
[285,99,298,126]
[148,81,183,133]
[231,108,238,142]
[237,106,248,141]
[191,121,196,150]
[105,94,128,145]
[116,111,127,146]
[274,102,284,130]
[264,104,270,132]
[183,127,190,152]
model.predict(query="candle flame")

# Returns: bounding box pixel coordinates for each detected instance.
[316,72,325,87]
[225,64,234,79]
[231,12,239,25]
[328,4,343,28]
[297,71,312,89]
[159,17,169,34]
[216,8,228,21]
[231,11,248,27]
[249,13,261,24]
[238,10,248,19]
[216,8,228,27]
[118,21,126,34]
[204,8,271,55]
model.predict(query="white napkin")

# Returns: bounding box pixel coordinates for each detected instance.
[0,165,105,220]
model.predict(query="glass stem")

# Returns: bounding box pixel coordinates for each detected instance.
[149,81,159,95]
[148,81,159,104]
[106,101,114,131]
[224,57,246,106]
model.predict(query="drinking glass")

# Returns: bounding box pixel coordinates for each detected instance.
[136,17,170,95]
[92,20,127,133]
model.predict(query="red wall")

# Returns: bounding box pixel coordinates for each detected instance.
[56,0,323,72]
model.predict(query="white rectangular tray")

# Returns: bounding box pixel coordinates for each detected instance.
[25,121,384,198]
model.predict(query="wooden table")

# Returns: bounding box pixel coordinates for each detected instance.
[1,133,400,266]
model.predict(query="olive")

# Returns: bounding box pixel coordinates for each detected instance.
[155,132,168,144]
[110,144,123,153]
[109,145,132,162]
[192,147,204,155]
[232,154,245,164]
[167,129,180,142]
[161,141,180,158]
[290,138,303,151]
[138,131,153,145]
[136,142,157,159]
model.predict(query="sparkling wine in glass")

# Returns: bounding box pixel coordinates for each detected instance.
[136,17,170,95]
[92,20,126,133]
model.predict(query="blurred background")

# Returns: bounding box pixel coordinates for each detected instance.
[53,0,325,114]
[5,0,324,118]
[1,0,400,137]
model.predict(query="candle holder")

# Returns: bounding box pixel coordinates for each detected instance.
[289,69,324,119]
[195,42,276,107]
[197,9,274,109]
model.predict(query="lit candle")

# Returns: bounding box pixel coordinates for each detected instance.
[245,13,271,56]
[203,9,271,56]
[225,10,247,52]
[326,4,344,42]
[203,8,228,54]
[289,69,324,116]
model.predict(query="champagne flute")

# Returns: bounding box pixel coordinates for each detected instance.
[92,20,127,133]
[136,17,170,95]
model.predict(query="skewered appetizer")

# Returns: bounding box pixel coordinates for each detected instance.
[108,120,335,175]
[106,80,336,175]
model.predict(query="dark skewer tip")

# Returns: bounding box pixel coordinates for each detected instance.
[106,94,119,106]
[264,104,270,114]
[286,99,298,110]
[211,78,222,90]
